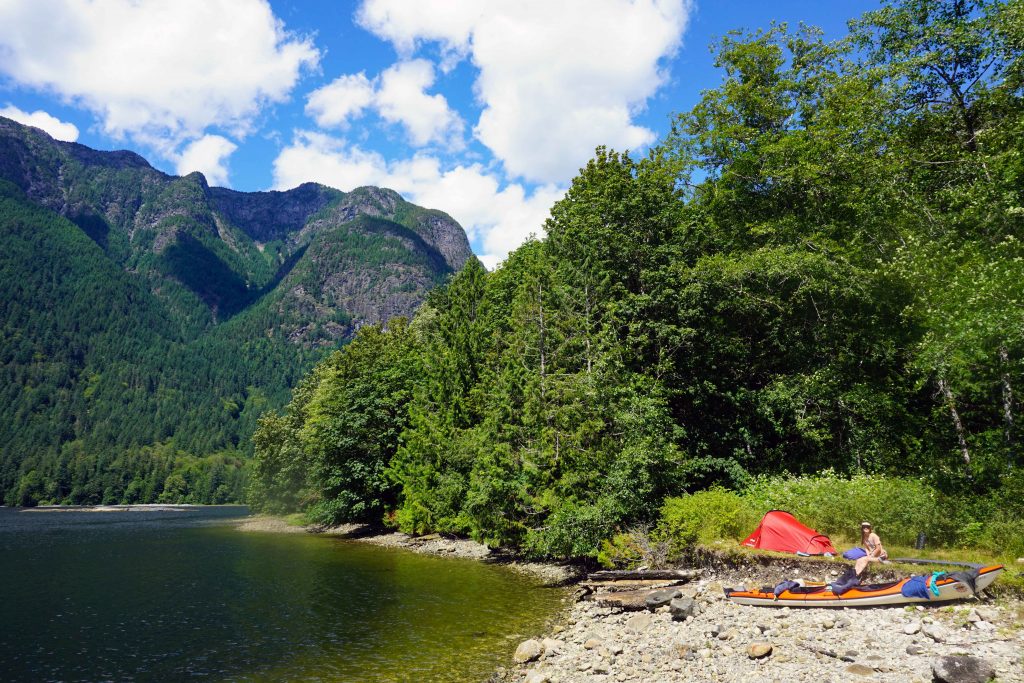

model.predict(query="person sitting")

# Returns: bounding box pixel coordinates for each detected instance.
[854,521,887,576]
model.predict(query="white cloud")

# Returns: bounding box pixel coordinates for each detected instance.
[0,105,79,141]
[272,131,562,267]
[0,0,318,145]
[306,73,375,128]
[356,1,481,58]
[174,135,238,187]
[356,0,692,184]
[305,59,462,147]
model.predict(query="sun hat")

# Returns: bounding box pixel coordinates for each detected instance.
[860,521,872,527]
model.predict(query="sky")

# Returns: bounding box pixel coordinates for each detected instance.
[0,0,882,268]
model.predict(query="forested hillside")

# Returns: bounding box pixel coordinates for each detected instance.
[0,119,472,505]
[250,0,1024,557]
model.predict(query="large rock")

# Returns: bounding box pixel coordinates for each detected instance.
[669,597,698,621]
[904,620,922,635]
[514,639,543,663]
[922,623,947,643]
[540,638,563,656]
[625,613,653,633]
[645,588,683,610]
[931,655,996,683]
[748,642,773,659]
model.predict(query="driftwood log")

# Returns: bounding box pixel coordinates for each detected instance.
[586,569,701,582]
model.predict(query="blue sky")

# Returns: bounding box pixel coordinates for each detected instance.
[0,1,881,267]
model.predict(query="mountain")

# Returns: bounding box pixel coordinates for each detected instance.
[0,116,473,505]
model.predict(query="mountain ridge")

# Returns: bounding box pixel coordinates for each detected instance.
[0,115,474,505]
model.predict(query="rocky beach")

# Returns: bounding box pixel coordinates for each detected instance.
[498,570,1024,683]
[237,517,1023,682]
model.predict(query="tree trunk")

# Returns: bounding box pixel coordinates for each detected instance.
[1000,346,1015,469]
[938,376,971,467]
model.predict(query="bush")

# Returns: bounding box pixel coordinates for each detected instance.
[655,487,759,551]
[978,513,1024,559]
[741,471,949,546]
[597,526,670,569]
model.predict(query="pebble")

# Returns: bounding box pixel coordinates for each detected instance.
[846,663,875,676]
[904,620,922,635]
[747,642,773,659]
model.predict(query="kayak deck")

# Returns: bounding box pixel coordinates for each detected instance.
[726,564,1003,607]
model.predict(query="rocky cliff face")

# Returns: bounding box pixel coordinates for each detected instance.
[0,115,474,343]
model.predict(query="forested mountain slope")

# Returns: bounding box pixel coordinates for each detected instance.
[249,0,1024,559]
[0,117,473,505]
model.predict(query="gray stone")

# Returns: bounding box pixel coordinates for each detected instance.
[718,627,738,641]
[922,623,946,643]
[931,655,996,683]
[974,607,998,623]
[625,613,652,633]
[907,644,926,655]
[540,638,563,656]
[669,597,698,621]
[747,642,773,659]
[645,588,682,610]
[514,639,543,663]
[584,638,603,650]
[846,663,875,676]
[836,618,851,629]
[524,671,550,683]
[904,621,922,635]
[710,623,724,636]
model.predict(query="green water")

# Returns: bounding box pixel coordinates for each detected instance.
[0,507,566,682]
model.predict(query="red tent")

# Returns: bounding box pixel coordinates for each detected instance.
[741,510,836,555]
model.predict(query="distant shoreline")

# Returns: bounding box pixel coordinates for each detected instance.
[13,503,244,513]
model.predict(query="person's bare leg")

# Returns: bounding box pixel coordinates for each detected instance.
[854,556,868,576]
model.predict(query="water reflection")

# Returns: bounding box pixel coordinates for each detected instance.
[0,507,565,682]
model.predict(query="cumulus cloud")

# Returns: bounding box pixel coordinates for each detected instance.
[306,73,375,128]
[273,131,562,267]
[355,0,692,184]
[306,60,462,147]
[174,135,238,187]
[0,105,79,141]
[0,0,318,145]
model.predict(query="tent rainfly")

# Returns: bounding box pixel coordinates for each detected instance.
[741,510,836,555]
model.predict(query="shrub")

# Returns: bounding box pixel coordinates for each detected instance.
[655,487,759,551]
[741,471,948,546]
[597,526,670,569]
[978,513,1024,559]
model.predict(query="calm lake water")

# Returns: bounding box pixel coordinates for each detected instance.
[0,506,566,682]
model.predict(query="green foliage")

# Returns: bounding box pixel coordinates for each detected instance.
[656,488,759,550]
[213,0,1024,562]
[742,472,949,547]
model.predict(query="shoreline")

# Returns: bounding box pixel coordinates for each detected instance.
[236,516,1024,682]
[234,515,585,585]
